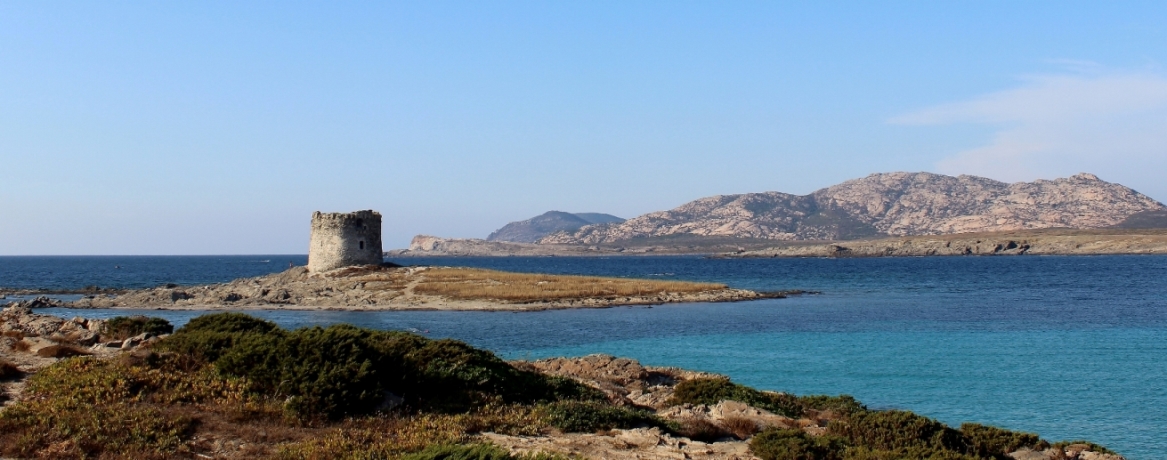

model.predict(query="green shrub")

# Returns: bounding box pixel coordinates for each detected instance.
[159,313,284,362]
[829,410,965,453]
[158,312,603,419]
[750,427,847,460]
[798,394,866,416]
[102,316,174,341]
[668,377,803,417]
[960,423,1047,456]
[538,400,670,433]
[401,443,569,460]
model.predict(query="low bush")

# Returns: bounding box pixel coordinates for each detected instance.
[828,409,965,454]
[0,355,263,459]
[400,443,569,460]
[960,423,1047,456]
[668,377,803,417]
[798,394,866,416]
[159,312,603,419]
[538,400,670,433]
[102,316,174,341]
[675,417,733,442]
[0,358,22,380]
[721,415,763,439]
[750,427,847,460]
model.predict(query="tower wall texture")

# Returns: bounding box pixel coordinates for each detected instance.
[308,210,383,273]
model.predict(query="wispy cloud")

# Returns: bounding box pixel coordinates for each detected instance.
[891,68,1167,194]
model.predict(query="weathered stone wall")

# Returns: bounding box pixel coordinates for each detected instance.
[308,210,383,273]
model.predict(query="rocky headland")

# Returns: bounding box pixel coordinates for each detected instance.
[63,265,792,311]
[0,306,1125,459]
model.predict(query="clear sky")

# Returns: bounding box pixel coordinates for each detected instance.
[3,1,1166,255]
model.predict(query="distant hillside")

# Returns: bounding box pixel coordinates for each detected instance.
[539,172,1167,244]
[486,211,625,243]
[1114,210,1167,229]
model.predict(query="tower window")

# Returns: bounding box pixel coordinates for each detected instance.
[359,241,365,250]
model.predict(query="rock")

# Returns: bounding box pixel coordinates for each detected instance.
[1007,448,1049,460]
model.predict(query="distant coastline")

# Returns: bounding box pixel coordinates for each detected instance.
[392,228,1167,258]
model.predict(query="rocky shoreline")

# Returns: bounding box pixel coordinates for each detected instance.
[53,265,795,312]
[725,228,1167,258]
[0,306,1126,460]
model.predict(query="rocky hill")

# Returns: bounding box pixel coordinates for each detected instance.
[539,172,1166,244]
[487,211,625,243]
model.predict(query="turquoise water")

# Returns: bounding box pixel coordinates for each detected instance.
[9,255,1167,458]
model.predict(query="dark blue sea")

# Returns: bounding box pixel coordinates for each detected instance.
[2,255,1165,458]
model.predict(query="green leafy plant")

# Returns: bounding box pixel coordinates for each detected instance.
[750,427,847,460]
[102,316,175,341]
[960,423,1047,457]
[538,400,671,433]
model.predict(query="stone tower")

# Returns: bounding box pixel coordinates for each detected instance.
[308,210,383,273]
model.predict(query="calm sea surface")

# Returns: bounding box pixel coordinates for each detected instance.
[2,255,1165,458]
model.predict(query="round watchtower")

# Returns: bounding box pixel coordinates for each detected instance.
[308,210,383,273]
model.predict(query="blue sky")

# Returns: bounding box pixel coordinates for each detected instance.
[3,1,1166,254]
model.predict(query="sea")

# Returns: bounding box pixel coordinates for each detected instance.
[1,254,1164,458]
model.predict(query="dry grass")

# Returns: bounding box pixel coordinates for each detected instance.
[721,416,762,439]
[413,268,727,302]
[2,330,24,339]
[12,340,31,352]
[35,344,90,358]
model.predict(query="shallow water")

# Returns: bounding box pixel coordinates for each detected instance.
[6,255,1166,458]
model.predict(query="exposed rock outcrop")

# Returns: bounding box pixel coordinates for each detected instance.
[540,172,1166,244]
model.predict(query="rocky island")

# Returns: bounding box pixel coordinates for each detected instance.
[66,264,791,311]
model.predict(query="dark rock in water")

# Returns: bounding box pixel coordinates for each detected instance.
[487,211,625,243]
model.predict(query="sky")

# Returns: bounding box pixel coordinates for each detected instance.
[2,1,1166,255]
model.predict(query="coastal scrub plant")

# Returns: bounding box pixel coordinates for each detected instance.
[537,400,673,433]
[101,315,174,341]
[668,377,863,419]
[158,312,604,419]
[0,353,264,458]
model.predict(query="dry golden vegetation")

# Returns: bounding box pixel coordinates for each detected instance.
[413,268,728,302]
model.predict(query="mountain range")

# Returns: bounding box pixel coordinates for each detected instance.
[535,172,1166,244]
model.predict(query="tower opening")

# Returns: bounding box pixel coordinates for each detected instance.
[359,241,365,250]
